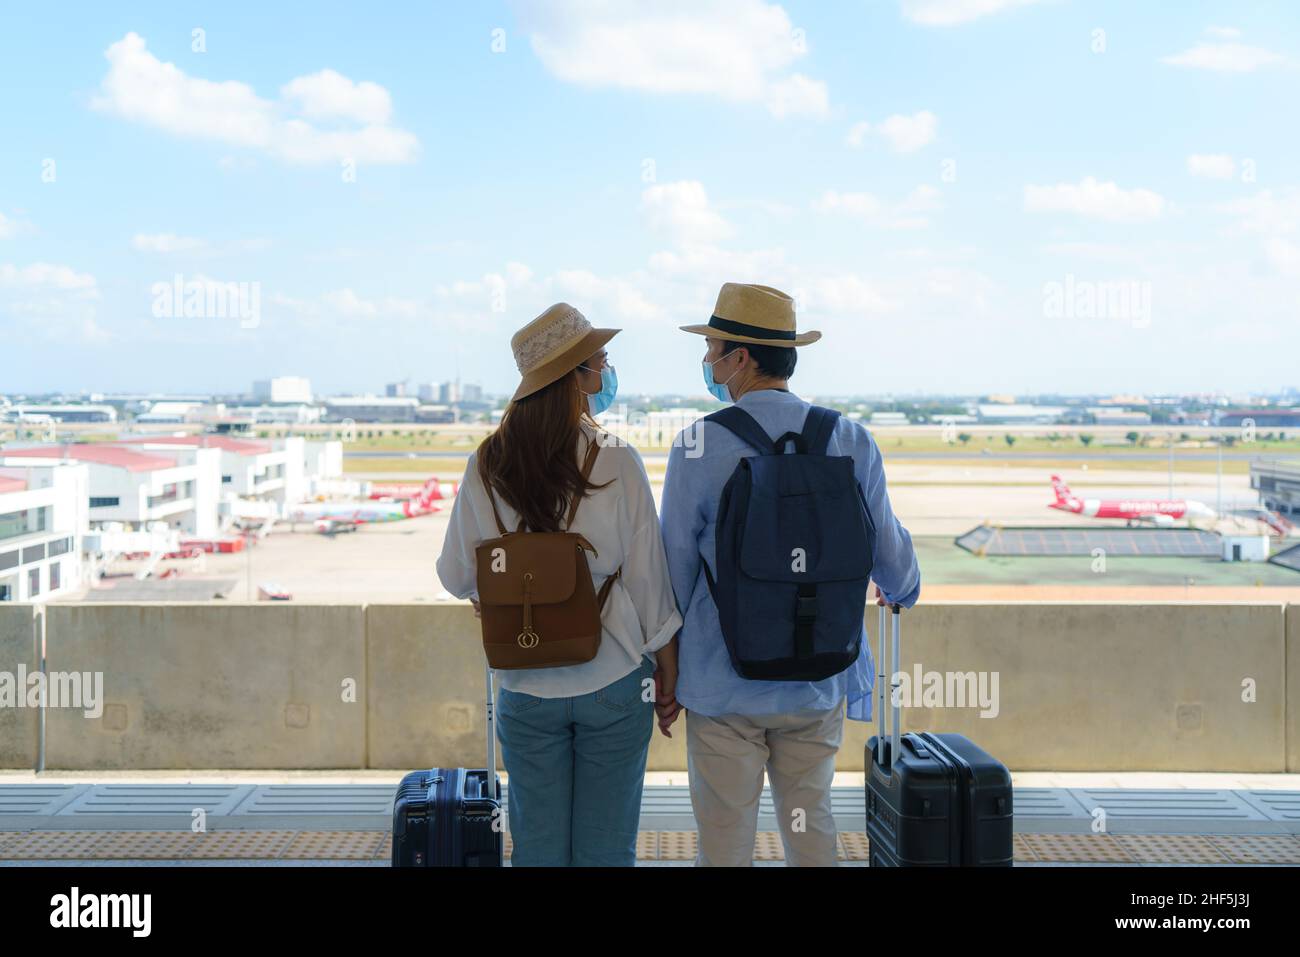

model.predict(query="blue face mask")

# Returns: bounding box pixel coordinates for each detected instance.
[579,364,618,416]
[703,356,739,403]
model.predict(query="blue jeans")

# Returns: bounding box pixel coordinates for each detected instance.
[496,657,655,866]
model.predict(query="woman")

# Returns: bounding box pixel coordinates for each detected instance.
[436,302,682,867]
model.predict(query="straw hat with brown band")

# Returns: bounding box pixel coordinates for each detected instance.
[679,282,821,348]
[510,302,621,402]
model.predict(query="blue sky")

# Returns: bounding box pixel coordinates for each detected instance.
[2,0,1298,399]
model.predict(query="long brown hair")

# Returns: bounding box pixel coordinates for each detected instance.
[477,370,611,532]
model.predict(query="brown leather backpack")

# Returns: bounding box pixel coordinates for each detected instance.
[475,437,621,669]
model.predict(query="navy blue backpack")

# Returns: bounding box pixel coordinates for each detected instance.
[703,404,876,681]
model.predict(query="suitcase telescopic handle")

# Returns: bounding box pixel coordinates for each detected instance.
[875,600,902,771]
[485,661,496,796]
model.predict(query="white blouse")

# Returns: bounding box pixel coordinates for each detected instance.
[436,423,683,698]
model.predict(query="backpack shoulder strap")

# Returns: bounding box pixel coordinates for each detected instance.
[565,433,603,528]
[484,484,510,535]
[799,405,841,455]
[704,406,776,455]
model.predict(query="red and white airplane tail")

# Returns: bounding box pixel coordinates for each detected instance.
[1050,474,1074,506]
[415,478,442,509]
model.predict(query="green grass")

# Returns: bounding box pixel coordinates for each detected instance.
[914,536,1300,587]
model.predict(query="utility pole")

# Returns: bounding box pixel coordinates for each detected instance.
[1216,442,1223,517]
[1167,431,1174,499]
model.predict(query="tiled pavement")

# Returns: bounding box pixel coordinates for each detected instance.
[3,827,1300,864]
[2,782,1299,865]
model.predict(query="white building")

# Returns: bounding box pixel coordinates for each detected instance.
[254,377,314,404]
[115,435,307,505]
[976,404,1068,425]
[134,401,216,424]
[227,404,322,425]
[1222,535,1270,563]
[10,403,117,424]
[870,411,910,427]
[324,396,419,423]
[302,439,344,494]
[2,443,222,538]
[0,462,89,602]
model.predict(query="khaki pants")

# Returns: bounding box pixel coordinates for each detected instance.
[685,705,844,867]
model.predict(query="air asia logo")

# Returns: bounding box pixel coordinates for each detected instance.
[49,887,151,937]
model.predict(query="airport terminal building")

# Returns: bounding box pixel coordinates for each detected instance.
[1251,458,1300,518]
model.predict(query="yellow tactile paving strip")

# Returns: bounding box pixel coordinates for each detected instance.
[1,829,1297,863]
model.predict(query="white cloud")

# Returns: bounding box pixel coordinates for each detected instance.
[879,111,937,152]
[0,262,104,341]
[1024,177,1165,223]
[515,0,829,117]
[1160,42,1285,72]
[280,69,393,124]
[0,262,98,294]
[812,185,943,229]
[813,190,882,218]
[641,181,733,245]
[0,211,27,240]
[804,275,895,315]
[899,0,1044,27]
[1215,188,1300,236]
[846,111,937,153]
[132,233,206,253]
[1186,154,1236,180]
[552,270,663,322]
[91,33,418,165]
[1205,26,1242,40]
[765,73,830,118]
[322,288,423,319]
[1265,238,1300,277]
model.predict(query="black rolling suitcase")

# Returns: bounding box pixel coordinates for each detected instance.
[392,663,504,867]
[865,604,1013,866]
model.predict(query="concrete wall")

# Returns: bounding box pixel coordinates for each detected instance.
[841,603,1287,772]
[0,605,37,768]
[1,601,1293,771]
[367,604,494,771]
[41,604,365,769]
[1288,603,1299,774]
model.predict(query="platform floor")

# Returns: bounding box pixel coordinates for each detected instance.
[2,777,1299,865]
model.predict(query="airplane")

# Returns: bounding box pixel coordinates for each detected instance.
[1048,475,1217,527]
[367,479,457,501]
[284,477,447,528]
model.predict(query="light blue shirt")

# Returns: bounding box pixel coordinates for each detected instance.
[660,388,921,722]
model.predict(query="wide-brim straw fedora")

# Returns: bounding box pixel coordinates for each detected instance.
[679,282,821,347]
[510,303,620,402]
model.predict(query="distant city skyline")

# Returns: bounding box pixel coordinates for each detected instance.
[3,2,1298,396]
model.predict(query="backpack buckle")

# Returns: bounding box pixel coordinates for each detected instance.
[796,595,818,620]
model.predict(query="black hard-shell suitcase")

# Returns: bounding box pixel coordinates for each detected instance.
[392,664,505,867]
[865,604,1013,866]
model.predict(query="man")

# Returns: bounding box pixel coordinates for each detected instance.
[657,282,920,867]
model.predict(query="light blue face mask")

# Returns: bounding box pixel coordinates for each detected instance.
[579,364,618,416]
[702,356,739,403]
